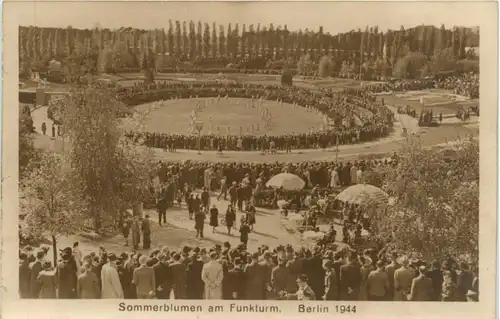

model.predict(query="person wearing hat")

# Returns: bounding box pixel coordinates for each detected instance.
[456,261,474,302]
[170,253,187,299]
[186,252,204,299]
[366,260,390,301]
[209,204,219,233]
[409,265,433,301]
[427,259,443,301]
[37,261,57,299]
[259,251,275,298]
[77,261,100,299]
[323,260,339,300]
[201,187,210,212]
[358,256,374,300]
[217,176,228,201]
[385,252,401,300]
[131,216,141,250]
[284,274,316,300]
[19,252,30,298]
[132,255,156,299]
[246,203,257,232]
[194,206,206,239]
[243,252,266,299]
[121,212,133,246]
[141,214,152,250]
[28,250,46,298]
[57,247,78,299]
[227,257,245,299]
[271,256,291,298]
[229,182,238,208]
[339,252,362,301]
[201,251,223,299]
[157,186,168,226]
[239,220,251,248]
[393,255,415,301]
[101,253,124,299]
[221,242,231,258]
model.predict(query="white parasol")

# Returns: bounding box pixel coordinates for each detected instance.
[266,173,306,191]
[336,184,389,206]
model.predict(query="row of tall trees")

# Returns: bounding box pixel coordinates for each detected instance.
[20,24,479,69]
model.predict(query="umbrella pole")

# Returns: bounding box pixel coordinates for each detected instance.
[335,138,339,162]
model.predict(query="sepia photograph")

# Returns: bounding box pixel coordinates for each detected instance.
[1,1,498,318]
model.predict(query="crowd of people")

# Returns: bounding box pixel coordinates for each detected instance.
[364,73,479,99]
[19,235,479,301]
[434,72,479,99]
[119,81,394,151]
[148,156,398,206]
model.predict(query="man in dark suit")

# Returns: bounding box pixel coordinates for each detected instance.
[28,250,45,298]
[323,260,338,300]
[186,252,204,299]
[244,253,266,299]
[141,215,152,249]
[19,253,30,298]
[427,260,443,301]
[153,254,169,299]
[456,262,474,301]
[157,186,168,226]
[271,257,290,296]
[409,266,434,301]
[339,254,361,300]
[227,257,246,299]
[169,253,187,299]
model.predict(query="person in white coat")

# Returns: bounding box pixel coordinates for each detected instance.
[201,252,223,299]
[356,168,363,184]
[350,164,358,185]
[330,167,340,188]
[72,241,83,273]
[100,253,124,299]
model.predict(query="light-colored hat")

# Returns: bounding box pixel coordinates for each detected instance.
[360,256,373,267]
[398,255,409,265]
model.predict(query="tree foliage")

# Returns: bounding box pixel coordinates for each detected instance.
[392,51,427,79]
[371,138,479,262]
[297,53,313,76]
[20,151,85,263]
[317,55,335,78]
[60,84,154,232]
[429,48,458,74]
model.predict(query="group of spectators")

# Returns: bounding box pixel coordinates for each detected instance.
[118,81,394,151]
[364,73,479,99]
[149,157,398,206]
[19,236,479,301]
[434,73,479,99]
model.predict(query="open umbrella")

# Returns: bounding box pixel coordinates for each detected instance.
[336,184,389,206]
[266,173,305,191]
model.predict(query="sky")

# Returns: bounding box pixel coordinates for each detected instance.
[10,1,486,34]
